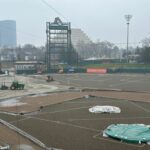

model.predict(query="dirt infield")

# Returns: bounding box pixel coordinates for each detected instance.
[10,96,150,150]
[0,91,150,113]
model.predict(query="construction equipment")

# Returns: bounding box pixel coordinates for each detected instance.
[10,81,25,90]
[46,75,54,82]
[0,82,8,90]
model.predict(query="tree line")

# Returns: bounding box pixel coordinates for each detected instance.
[0,37,150,64]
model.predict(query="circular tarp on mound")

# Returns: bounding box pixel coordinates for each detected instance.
[103,124,150,144]
[89,106,121,113]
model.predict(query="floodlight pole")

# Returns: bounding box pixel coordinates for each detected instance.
[125,15,132,63]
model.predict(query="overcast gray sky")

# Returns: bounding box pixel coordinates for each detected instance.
[0,0,150,47]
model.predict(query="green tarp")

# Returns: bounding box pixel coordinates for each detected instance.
[103,124,150,144]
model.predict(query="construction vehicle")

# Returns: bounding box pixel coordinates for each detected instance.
[0,82,8,90]
[10,81,25,90]
[46,75,54,82]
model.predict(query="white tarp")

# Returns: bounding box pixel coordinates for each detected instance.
[89,105,121,113]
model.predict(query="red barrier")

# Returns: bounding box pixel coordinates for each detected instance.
[87,68,107,74]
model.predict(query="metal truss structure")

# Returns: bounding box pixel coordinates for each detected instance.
[46,17,72,73]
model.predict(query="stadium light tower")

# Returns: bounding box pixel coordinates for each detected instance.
[125,14,132,63]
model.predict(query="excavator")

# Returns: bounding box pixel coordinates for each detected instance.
[46,75,54,82]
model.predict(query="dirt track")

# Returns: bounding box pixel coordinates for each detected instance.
[0,91,150,113]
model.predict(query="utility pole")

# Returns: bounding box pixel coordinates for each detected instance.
[125,15,132,63]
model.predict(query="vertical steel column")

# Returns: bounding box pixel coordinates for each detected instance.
[46,22,51,73]
[126,22,129,63]
[125,15,132,63]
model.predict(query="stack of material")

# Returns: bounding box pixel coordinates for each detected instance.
[89,106,121,113]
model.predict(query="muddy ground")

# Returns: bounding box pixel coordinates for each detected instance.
[10,97,150,150]
[0,91,150,113]
[0,74,150,150]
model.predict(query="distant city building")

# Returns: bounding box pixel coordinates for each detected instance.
[0,20,17,48]
[71,28,93,59]
[71,28,92,48]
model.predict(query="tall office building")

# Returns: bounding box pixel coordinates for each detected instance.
[0,20,17,48]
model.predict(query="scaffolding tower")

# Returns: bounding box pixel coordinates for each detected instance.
[46,17,72,73]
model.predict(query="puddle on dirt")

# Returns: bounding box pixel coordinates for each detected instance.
[17,144,35,150]
[0,98,26,107]
[29,93,49,97]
